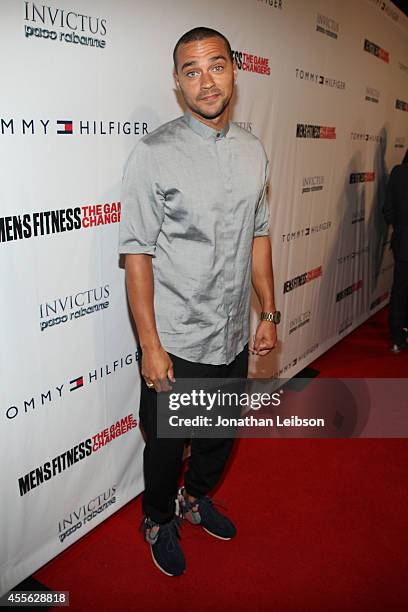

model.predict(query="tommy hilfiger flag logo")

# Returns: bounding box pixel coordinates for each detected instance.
[70,376,84,391]
[57,120,73,134]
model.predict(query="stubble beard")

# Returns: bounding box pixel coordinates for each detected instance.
[194,98,229,120]
[186,87,234,121]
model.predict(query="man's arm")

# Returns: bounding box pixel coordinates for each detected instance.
[250,235,277,356]
[125,254,175,392]
[119,141,175,392]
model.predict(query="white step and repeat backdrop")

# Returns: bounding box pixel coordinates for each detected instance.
[1,0,407,594]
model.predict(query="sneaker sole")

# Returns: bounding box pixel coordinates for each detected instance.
[149,545,185,577]
[178,516,235,540]
[202,526,235,540]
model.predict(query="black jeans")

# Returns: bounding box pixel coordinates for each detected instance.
[139,344,249,524]
[389,259,408,344]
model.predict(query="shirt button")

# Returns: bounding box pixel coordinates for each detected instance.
[216,132,221,138]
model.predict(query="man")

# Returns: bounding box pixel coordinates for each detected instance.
[118,27,279,576]
[383,149,408,353]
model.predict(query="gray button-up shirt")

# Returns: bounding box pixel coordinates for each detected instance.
[118,112,270,365]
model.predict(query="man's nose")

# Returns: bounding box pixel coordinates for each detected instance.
[200,71,215,89]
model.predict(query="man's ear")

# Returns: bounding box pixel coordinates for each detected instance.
[173,69,180,90]
[232,60,238,84]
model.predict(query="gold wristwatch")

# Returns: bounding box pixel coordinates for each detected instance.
[261,311,281,324]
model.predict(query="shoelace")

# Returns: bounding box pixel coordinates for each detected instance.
[198,496,228,520]
[159,516,182,552]
[140,516,182,551]
[180,490,228,521]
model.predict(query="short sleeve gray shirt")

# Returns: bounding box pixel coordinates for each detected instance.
[118,112,270,365]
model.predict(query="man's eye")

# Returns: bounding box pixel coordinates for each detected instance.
[212,65,224,72]
[186,71,199,78]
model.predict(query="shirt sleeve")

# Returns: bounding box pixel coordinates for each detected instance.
[254,150,270,237]
[118,140,165,256]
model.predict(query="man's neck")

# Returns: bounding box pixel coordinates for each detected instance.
[189,108,230,132]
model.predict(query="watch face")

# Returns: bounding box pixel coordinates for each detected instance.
[273,311,281,324]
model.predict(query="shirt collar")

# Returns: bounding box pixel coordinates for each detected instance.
[183,111,230,140]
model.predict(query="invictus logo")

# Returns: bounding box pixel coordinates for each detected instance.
[338,317,353,334]
[289,310,311,335]
[231,49,270,76]
[233,121,253,133]
[365,86,380,104]
[315,13,339,39]
[0,117,149,136]
[301,175,324,194]
[39,285,110,332]
[24,1,107,49]
[295,68,345,90]
[58,486,117,543]
[363,39,389,63]
[296,124,336,139]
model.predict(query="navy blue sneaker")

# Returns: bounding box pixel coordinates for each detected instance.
[142,516,185,576]
[176,486,237,540]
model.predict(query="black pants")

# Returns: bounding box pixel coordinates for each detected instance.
[139,344,249,524]
[389,259,408,344]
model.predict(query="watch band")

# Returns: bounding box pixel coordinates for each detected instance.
[261,311,281,324]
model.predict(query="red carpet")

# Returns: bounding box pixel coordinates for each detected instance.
[311,307,408,377]
[33,306,408,611]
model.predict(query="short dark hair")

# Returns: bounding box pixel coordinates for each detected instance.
[173,27,233,70]
[402,149,408,164]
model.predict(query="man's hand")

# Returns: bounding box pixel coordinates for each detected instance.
[249,320,277,356]
[142,346,176,392]
[125,254,176,392]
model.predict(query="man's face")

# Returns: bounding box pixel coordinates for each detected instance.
[174,36,236,121]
